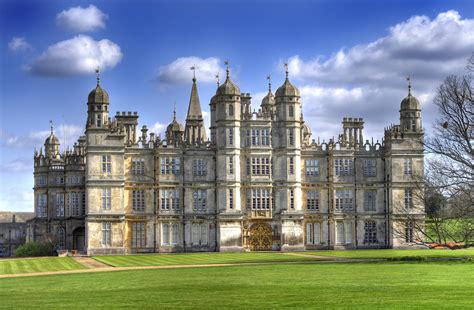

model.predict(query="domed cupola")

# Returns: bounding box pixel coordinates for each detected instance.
[86,68,110,129]
[88,71,109,104]
[216,67,241,96]
[400,77,423,133]
[44,122,60,158]
[275,67,300,98]
[261,75,275,114]
[166,108,185,144]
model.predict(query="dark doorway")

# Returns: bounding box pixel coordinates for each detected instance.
[73,227,85,253]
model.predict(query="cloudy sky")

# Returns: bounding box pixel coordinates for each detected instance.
[1,0,473,211]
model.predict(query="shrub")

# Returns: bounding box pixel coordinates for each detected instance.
[15,241,55,257]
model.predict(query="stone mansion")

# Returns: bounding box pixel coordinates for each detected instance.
[27,66,425,255]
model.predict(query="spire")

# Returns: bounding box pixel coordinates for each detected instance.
[215,72,220,87]
[95,66,100,86]
[407,75,411,96]
[267,75,272,92]
[50,120,54,135]
[173,103,177,122]
[186,76,203,121]
[184,77,207,144]
[284,63,289,80]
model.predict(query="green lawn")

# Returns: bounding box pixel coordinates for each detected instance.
[0,257,86,275]
[1,261,473,308]
[306,248,474,259]
[94,252,320,267]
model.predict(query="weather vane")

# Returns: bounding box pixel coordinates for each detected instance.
[284,63,289,78]
[406,75,411,95]
[215,72,220,87]
[49,120,54,134]
[267,75,271,91]
[190,65,199,80]
[95,66,100,85]
[224,60,229,77]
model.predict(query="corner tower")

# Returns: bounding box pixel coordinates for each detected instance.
[274,65,304,251]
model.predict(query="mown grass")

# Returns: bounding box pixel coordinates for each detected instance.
[1,261,473,308]
[306,248,474,259]
[0,257,86,275]
[94,252,320,267]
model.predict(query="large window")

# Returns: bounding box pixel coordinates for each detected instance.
[193,190,207,211]
[335,190,354,212]
[363,221,377,244]
[404,158,413,175]
[288,128,294,146]
[56,193,64,218]
[229,189,234,209]
[289,157,294,175]
[247,157,271,176]
[160,189,180,210]
[289,105,294,117]
[306,190,319,211]
[192,159,207,176]
[102,222,111,246]
[289,189,295,209]
[306,223,321,244]
[102,188,111,210]
[336,221,352,244]
[36,194,47,218]
[247,188,272,210]
[191,223,208,246]
[364,190,377,211]
[246,128,271,147]
[363,159,377,177]
[228,128,233,145]
[68,192,81,216]
[57,227,66,249]
[305,159,319,176]
[162,223,179,245]
[405,189,413,209]
[132,190,145,212]
[132,222,146,248]
[335,159,353,176]
[132,158,145,175]
[229,157,234,174]
[102,155,111,173]
[160,157,180,175]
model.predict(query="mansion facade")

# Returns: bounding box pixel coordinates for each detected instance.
[27,67,425,255]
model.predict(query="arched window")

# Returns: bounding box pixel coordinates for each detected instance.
[229,104,234,116]
[289,105,294,117]
[58,227,65,249]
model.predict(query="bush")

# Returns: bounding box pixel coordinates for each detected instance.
[15,241,55,257]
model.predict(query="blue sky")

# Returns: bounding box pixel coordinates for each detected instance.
[1,0,473,211]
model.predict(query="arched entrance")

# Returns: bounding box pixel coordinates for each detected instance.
[73,227,85,253]
[248,222,273,251]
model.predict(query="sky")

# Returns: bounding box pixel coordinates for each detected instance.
[0,0,473,211]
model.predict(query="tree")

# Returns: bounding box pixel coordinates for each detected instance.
[423,54,474,245]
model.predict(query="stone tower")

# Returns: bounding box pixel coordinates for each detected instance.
[274,68,304,251]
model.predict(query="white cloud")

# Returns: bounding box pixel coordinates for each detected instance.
[1,124,83,149]
[149,122,166,136]
[0,159,30,172]
[282,10,474,141]
[26,35,122,76]
[156,57,224,85]
[8,37,32,52]
[56,5,107,32]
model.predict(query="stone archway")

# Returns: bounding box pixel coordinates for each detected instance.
[248,222,273,251]
[73,227,85,253]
